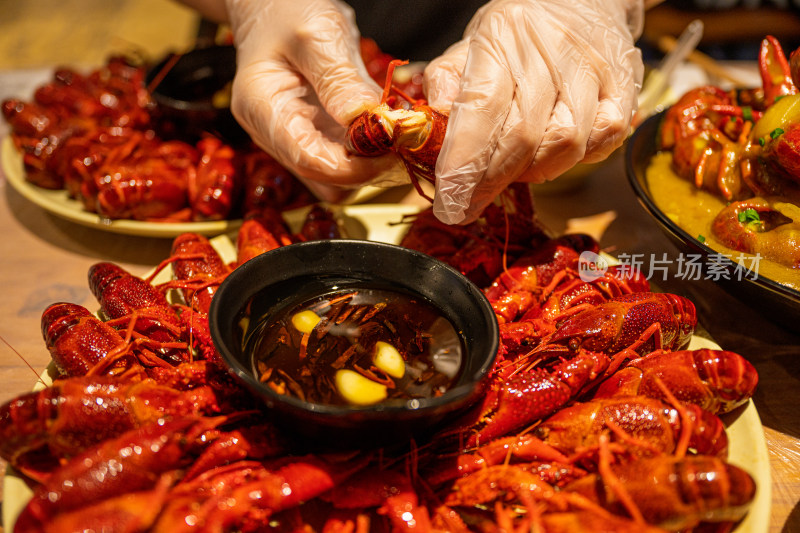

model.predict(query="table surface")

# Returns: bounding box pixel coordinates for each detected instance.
[1,89,799,533]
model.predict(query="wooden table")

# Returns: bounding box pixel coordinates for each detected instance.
[1,77,798,532]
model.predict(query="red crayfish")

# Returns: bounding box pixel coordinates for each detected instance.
[658,34,800,269]
[346,58,448,201]
[1,56,315,223]
[0,200,761,532]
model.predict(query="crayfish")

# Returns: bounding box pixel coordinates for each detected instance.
[658,34,800,270]
[346,59,448,201]
[1,56,315,223]
[0,201,760,532]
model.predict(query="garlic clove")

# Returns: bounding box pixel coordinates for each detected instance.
[373,341,405,379]
[335,369,387,406]
[291,309,321,334]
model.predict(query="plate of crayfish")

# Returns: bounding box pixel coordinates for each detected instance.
[0,40,426,238]
[626,35,800,331]
[1,185,771,532]
[0,55,325,237]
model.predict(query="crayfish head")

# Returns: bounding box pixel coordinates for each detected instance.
[762,122,800,187]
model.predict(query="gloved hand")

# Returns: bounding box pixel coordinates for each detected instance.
[424,0,645,224]
[224,0,406,201]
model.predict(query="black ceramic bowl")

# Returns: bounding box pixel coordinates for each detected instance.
[625,111,800,331]
[146,45,249,145]
[208,239,499,448]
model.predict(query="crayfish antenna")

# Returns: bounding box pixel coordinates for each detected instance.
[0,333,46,385]
[381,59,410,104]
[404,162,434,203]
[391,83,426,108]
[597,433,646,525]
[143,251,206,284]
[653,376,694,459]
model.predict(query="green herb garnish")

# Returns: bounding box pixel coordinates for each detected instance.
[742,106,753,121]
[771,128,785,139]
[738,208,761,223]
[697,234,706,243]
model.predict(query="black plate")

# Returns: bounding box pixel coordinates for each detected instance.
[625,111,800,332]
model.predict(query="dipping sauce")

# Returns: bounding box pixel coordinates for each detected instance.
[245,286,464,406]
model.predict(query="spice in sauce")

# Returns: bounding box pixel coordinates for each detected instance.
[246,287,464,406]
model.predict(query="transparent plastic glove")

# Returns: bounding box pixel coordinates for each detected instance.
[425,0,645,224]
[225,0,406,201]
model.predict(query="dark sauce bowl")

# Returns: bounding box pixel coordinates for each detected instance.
[209,239,499,448]
[146,45,250,146]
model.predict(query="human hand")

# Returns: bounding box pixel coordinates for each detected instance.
[225,0,406,201]
[424,0,645,224]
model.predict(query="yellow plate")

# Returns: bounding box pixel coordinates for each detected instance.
[1,208,771,532]
[2,136,388,238]
[2,136,242,237]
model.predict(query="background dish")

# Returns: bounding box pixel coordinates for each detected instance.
[625,111,800,331]
[2,205,772,532]
[2,136,241,237]
[2,136,388,238]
